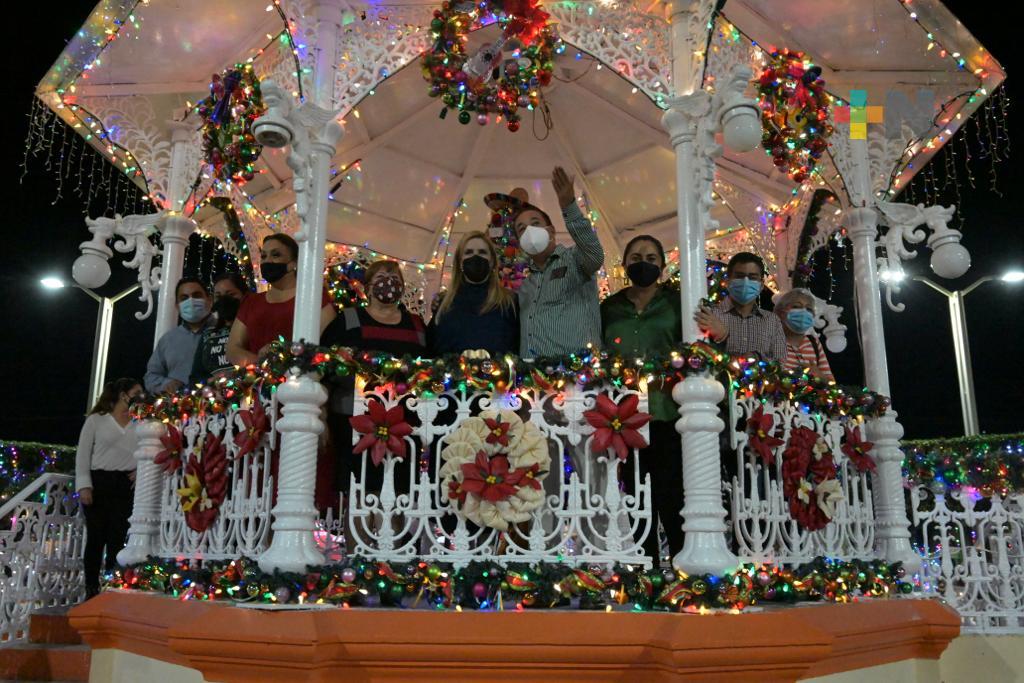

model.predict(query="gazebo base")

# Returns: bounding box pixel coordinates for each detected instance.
[69,593,959,682]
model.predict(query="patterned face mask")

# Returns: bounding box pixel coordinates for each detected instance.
[371,274,404,304]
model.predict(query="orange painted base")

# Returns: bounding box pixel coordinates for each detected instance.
[69,593,960,682]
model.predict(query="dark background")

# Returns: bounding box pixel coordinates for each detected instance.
[1,1,1019,445]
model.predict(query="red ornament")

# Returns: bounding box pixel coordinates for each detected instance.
[349,401,414,466]
[584,393,651,461]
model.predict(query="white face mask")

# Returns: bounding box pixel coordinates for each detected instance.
[519,225,550,255]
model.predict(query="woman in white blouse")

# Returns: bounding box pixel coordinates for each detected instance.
[75,377,141,597]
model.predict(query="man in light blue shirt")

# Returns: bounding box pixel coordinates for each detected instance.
[144,277,212,393]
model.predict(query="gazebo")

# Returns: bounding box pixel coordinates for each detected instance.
[7,0,1015,678]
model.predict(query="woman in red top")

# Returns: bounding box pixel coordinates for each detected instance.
[227,233,336,366]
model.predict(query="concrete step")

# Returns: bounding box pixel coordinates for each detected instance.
[28,608,82,646]
[0,642,90,682]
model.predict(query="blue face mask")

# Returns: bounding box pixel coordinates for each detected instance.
[179,298,209,323]
[728,278,762,305]
[786,308,815,334]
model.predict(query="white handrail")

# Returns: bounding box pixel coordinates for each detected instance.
[0,472,76,521]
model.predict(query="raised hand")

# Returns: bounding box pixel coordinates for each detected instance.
[552,166,576,209]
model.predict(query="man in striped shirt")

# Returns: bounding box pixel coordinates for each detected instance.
[513,167,605,358]
[696,252,786,361]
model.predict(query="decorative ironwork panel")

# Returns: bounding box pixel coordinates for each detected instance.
[727,394,876,564]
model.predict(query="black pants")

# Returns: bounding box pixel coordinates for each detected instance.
[82,470,133,596]
[624,421,685,565]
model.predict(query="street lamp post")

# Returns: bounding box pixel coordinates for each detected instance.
[40,277,141,410]
[910,270,1023,437]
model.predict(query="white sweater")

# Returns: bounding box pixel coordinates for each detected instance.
[75,413,137,491]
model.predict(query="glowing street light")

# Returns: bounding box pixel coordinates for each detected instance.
[39,276,66,290]
[39,275,140,410]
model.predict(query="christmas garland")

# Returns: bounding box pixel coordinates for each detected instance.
[423,0,561,131]
[758,48,833,184]
[105,555,914,612]
[197,62,266,184]
[0,440,75,505]
[902,433,1024,496]
[130,341,890,424]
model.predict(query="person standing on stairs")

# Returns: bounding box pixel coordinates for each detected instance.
[74,378,141,598]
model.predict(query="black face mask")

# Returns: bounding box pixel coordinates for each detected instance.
[261,262,290,284]
[212,296,241,326]
[626,261,661,287]
[462,255,492,284]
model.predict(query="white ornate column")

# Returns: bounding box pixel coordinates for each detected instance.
[840,131,920,571]
[661,0,739,575]
[152,213,194,344]
[256,0,343,573]
[258,373,328,572]
[116,420,164,565]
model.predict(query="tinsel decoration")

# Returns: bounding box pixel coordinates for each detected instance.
[197,63,266,184]
[105,555,914,611]
[757,48,833,183]
[0,441,75,505]
[423,0,562,131]
[130,341,891,424]
[902,433,1024,496]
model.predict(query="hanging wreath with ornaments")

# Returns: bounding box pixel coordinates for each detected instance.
[197,62,266,184]
[439,410,550,531]
[176,434,229,533]
[422,0,562,131]
[781,426,844,531]
[757,48,833,184]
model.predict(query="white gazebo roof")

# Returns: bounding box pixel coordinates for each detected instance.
[36,0,1005,277]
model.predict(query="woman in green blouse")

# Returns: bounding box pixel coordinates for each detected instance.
[600,235,683,567]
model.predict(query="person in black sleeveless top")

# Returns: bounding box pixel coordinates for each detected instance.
[428,231,519,356]
[321,260,427,504]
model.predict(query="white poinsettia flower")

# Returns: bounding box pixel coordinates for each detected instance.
[797,478,813,504]
[812,438,830,460]
[815,478,845,519]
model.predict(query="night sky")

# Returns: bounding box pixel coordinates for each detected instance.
[2,1,1019,446]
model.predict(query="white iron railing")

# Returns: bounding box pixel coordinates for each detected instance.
[912,486,1024,634]
[341,385,654,568]
[156,392,277,561]
[0,473,84,643]
[727,393,876,564]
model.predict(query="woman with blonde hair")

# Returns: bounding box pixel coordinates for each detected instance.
[429,231,519,355]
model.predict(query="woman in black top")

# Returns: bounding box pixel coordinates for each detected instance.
[321,260,427,502]
[190,273,249,384]
[428,231,518,356]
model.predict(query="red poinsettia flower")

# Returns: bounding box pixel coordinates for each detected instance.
[841,425,876,473]
[349,401,413,466]
[515,463,543,491]
[234,399,270,459]
[459,451,519,503]
[154,423,184,473]
[447,478,468,504]
[483,416,512,447]
[746,406,785,465]
[584,394,651,461]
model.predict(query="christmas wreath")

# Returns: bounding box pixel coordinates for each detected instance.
[780,426,844,532]
[176,434,228,533]
[197,62,266,184]
[440,409,550,531]
[422,0,561,131]
[757,48,833,184]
